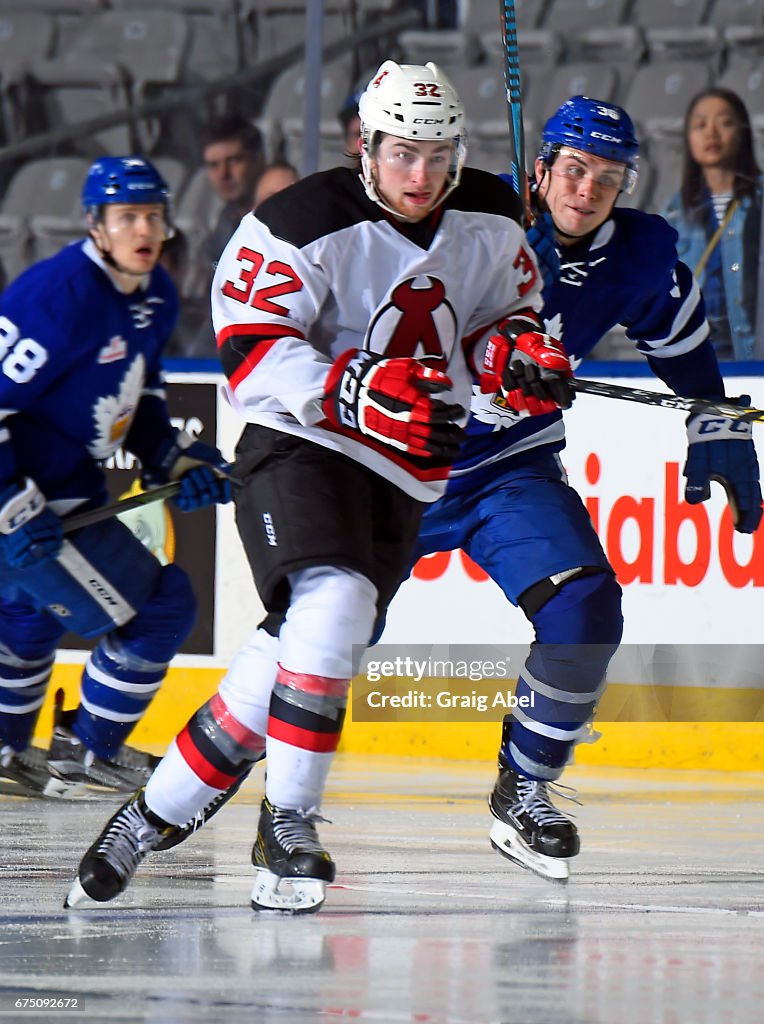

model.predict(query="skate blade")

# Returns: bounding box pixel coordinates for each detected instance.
[42,776,94,800]
[250,868,326,914]
[64,876,101,910]
[0,775,93,801]
[489,820,571,882]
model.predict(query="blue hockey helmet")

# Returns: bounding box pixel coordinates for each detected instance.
[538,96,639,193]
[81,156,172,219]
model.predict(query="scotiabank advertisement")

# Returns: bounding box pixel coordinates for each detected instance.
[212,371,764,660]
[379,375,764,649]
[356,377,759,658]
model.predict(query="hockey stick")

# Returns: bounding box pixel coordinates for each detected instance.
[499,0,529,224]
[572,378,764,424]
[62,482,182,533]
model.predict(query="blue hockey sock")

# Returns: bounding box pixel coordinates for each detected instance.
[74,637,166,759]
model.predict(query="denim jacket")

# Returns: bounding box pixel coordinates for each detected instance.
[662,183,761,360]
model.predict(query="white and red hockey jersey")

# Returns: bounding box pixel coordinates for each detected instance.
[212,165,542,502]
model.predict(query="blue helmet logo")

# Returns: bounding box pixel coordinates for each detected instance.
[539,96,639,192]
[81,156,171,215]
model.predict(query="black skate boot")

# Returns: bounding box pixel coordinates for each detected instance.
[64,789,173,908]
[0,744,77,797]
[251,797,335,914]
[46,691,161,795]
[488,759,580,881]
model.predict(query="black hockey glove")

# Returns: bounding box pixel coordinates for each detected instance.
[322,349,465,460]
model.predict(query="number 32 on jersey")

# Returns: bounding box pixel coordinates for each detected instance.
[222,246,303,317]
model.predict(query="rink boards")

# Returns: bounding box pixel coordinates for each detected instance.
[40,369,764,770]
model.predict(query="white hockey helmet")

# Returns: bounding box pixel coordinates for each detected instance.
[358,60,468,217]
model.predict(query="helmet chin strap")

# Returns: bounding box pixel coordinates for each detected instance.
[92,240,146,278]
[89,220,161,282]
[87,207,171,272]
[534,164,595,243]
[358,170,415,223]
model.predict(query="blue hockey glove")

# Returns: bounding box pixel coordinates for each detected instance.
[684,396,763,534]
[143,432,233,512]
[0,478,64,568]
[525,212,559,300]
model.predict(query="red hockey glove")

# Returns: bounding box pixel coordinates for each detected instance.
[322,349,465,460]
[481,318,574,415]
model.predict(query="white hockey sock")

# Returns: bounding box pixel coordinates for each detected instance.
[217,627,278,736]
[265,736,335,811]
[262,566,376,811]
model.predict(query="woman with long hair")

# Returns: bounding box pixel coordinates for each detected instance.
[662,88,762,360]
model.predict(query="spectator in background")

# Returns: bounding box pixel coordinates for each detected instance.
[254,160,299,209]
[174,115,267,360]
[662,88,762,361]
[201,114,266,268]
[338,89,362,160]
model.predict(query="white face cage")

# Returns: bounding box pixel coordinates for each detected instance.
[358,60,468,219]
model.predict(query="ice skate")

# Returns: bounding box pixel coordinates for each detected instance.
[46,691,161,795]
[65,789,173,909]
[0,743,89,798]
[250,797,335,914]
[488,760,580,882]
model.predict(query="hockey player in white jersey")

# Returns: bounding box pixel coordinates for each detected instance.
[66,61,576,913]
[0,157,232,798]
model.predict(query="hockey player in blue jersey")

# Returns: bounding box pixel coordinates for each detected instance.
[0,156,232,798]
[417,96,762,881]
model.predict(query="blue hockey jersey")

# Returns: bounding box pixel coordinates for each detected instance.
[447,207,725,493]
[0,239,179,510]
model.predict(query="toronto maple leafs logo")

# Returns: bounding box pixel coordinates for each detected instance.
[545,312,563,345]
[543,312,583,370]
[89,355,145,460]
[471,311,576,431]
[470,383,524,431]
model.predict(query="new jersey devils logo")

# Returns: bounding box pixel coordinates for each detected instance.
[366,275,456,364]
